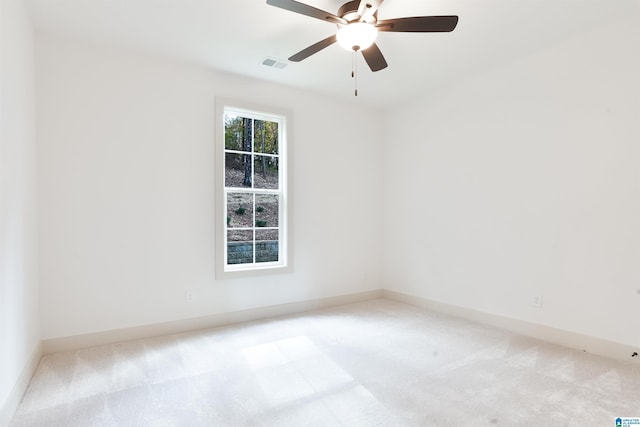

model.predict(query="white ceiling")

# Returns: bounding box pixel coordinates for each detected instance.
[24,0,640,108]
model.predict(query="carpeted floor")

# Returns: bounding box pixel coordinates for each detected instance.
[11,299,640,426]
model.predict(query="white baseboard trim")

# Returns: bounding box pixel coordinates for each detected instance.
[41,288,638,362]
[43,289,383,354]
[382,289,639,363]
[0,341,42,427]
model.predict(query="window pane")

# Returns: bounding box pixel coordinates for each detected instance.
[227,229,253,265]
[224,115,251,152]
[219,104,286,274]
[256,229,278,263]
[255,194,279,227]
[225,153,252,188]
[227,193,254,228]
[254,120,278,155]
[253,155,278,189]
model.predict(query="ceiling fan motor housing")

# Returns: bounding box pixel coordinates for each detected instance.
[338,0,377,23]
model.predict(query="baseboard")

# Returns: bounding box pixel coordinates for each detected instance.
[0,341,42,427]
[382,289,639,363]
[41,287,637,362]
[43,289,383,354]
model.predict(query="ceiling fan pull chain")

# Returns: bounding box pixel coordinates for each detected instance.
[352,50,358,96]
[351,50,355,78]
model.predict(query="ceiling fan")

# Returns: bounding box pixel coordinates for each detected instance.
[265,0,459,73]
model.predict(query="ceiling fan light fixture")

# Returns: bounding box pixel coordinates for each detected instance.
[336,22,377,51]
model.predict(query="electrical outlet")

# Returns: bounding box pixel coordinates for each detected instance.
[185,291,194,303]
[532,295,543,308]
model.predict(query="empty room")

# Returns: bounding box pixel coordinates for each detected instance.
[1,0,639,425]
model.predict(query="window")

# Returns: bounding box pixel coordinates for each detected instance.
[215,99,289,277]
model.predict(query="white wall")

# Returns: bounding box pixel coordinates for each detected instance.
[0,0,40,421]
[32,4,640,351]
[383,14,640,347]
[36,36,384,340]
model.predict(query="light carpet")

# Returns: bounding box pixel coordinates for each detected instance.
[11,299,640,426]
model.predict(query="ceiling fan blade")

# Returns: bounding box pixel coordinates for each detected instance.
[361,43,388,72]
[288,34,337,62]
[357,0,384,22]
[266,0,346,25]
[377,16,459,32]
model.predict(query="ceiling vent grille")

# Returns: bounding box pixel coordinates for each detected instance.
[262,57,288,69]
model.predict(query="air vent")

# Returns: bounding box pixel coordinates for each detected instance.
[262,57,288,69]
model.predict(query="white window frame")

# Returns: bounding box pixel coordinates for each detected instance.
[215,98,290,278]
